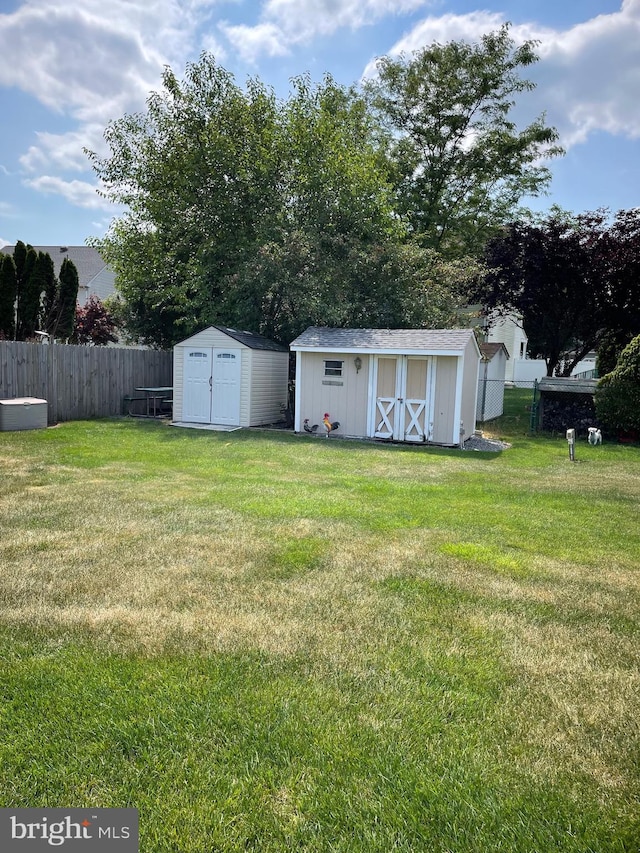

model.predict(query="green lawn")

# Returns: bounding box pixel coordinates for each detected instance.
[1,398,639,852]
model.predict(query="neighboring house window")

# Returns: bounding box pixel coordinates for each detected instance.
[324,359,343,377]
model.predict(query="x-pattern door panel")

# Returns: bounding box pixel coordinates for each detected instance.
[375,397,396,438]
[373,356,433,441]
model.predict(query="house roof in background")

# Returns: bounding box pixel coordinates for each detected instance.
[480,342,510,360]
[290,326,478,354]
[0,245,114,296]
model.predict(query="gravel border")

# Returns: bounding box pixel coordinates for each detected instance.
[463,435,512,452]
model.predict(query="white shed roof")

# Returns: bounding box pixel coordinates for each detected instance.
[290,326,478,355]
[177,325,287,352]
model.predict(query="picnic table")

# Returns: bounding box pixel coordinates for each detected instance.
[131,387,173,418]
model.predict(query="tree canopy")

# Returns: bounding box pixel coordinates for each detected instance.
[90,58,414,347]
[88,31,553,348]
[365,24,563,257]
[471,208,640,376]
[595,333,640,436]
[72,295,119,346]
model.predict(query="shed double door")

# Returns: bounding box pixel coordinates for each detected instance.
[373,356,435,442]
[182,348,241,424]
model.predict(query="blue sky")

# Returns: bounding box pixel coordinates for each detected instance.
[0,0,638,248]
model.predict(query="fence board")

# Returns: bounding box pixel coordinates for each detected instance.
[0,341,172,424]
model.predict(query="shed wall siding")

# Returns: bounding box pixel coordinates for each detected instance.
[298,352,369,437]
[238,349,251,426]
[462,337,480,438]
[248,351,289,426]
[432,357,457,443]
[173,346,185,421]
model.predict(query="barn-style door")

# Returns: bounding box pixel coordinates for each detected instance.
[372,356,435,442]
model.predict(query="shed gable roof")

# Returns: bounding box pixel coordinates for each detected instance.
[480,342,510,360]
[212,326,287,352]
[290,326,477,354]
[179,326,287,352]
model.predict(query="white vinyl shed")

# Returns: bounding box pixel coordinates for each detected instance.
[290,327,481,446]
[173,326,289,428]
[477,342,509,422]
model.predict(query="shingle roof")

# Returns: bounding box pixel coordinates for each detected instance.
[1,245,107,284]
[290,326,476,353]
[213,326,288,352]
[0,245,115,303]
[480,342,510,360]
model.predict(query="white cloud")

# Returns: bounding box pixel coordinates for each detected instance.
[19,126,108,174]
[24,175,117,210]
[0,4,171,123]
[221,0,433,63]
[219,21,290,62]
[0,0,226,209]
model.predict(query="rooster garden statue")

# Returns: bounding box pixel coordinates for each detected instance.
[323,413,340,438]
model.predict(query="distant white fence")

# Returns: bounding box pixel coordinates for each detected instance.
[512,357,598,387]
[0,341,172,424]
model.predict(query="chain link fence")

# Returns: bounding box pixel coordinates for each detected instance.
[476,378,506,422]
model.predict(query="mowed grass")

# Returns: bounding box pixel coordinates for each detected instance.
[0,395,639,852]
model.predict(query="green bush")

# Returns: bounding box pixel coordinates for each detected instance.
[595,333,640,435]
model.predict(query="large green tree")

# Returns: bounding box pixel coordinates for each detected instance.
[88,55,465,348]
[365,24,563,257]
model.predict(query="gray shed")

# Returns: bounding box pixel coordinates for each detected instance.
[290,327,481,445]
[173,326,289,427]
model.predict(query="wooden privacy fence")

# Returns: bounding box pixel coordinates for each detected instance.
[0,341,173,424]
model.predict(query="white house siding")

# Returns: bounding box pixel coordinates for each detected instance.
[432,356,457,444]
[297,352,370,437]
[487,312,527,383]
[82,267,117,304]
[248,350,289,426]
